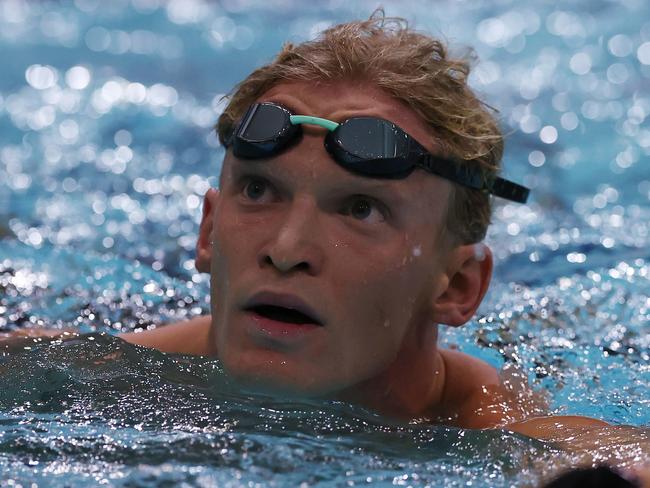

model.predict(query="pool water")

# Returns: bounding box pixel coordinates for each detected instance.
[1,0,649,486]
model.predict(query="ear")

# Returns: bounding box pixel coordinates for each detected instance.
[195,188,220,273]
[432,243,493,327]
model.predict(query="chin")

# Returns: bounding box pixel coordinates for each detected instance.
[219,352,343,398]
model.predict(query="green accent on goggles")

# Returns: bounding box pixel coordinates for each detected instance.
[225,102,530,204]
[289,114,340,132]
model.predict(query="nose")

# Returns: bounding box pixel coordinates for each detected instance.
[259,197,324,276]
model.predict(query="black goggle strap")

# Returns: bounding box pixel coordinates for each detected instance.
[226,104,530,204]
[420,155,529,204]
[489,177,530,203]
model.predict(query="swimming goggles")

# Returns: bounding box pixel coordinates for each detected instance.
[225,102,529,203]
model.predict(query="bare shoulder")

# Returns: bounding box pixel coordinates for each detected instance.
[506,415,610,438]
[119,314,215,356]
[506,416,650,470]
[438,348,501,410]
[440,348,501,388]
[437,348,547,429]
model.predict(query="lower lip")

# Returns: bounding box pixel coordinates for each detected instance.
[244,311,322,340]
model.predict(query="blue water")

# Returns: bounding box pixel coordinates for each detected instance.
[0,0,649,486]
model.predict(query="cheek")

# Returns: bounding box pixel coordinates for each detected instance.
[336,240,430,328]
[382,239,437,310]
[325,251,430,380]
[210,208,251,295]
[212,203,262,262]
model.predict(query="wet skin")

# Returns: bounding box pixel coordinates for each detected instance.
[5,77,647,475]
[192,80,496,418]
[115,80,613,432]
[113,80,636,446]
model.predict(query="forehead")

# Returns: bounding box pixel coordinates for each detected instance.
[225,80,453,234]
[257,80,440,155]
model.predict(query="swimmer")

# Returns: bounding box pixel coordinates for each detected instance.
[121,16,533,427]
[5,11,649,482]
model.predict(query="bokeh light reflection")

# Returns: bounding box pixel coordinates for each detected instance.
[1,1,650,486]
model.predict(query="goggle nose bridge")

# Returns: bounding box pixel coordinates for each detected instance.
[229,102,530,203]
[289,115,340,132]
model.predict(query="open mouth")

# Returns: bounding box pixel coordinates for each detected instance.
[246,304,322,326]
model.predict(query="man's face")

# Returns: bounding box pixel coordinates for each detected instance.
[205,80,454,396]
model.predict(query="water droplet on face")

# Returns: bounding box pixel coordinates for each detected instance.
[474,243,487,261]
[412,245,422,257]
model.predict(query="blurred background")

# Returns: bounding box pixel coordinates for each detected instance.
[0,2,649,486]
[0,0,648,413]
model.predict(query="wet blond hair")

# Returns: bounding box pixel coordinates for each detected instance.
[216,11,503,244]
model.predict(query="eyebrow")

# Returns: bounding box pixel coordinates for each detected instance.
[229,157,410,206]
[228,159,294,193]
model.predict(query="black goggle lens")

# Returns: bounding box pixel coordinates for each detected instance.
[239,103,290,141]
[336,117,409,160]
[228,103,530,203]
[233,103,299,159]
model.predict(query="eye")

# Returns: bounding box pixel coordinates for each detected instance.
[342,196,387,224]
[241,177,273,203]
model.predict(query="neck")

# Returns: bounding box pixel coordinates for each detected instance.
[336,324,446,421]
